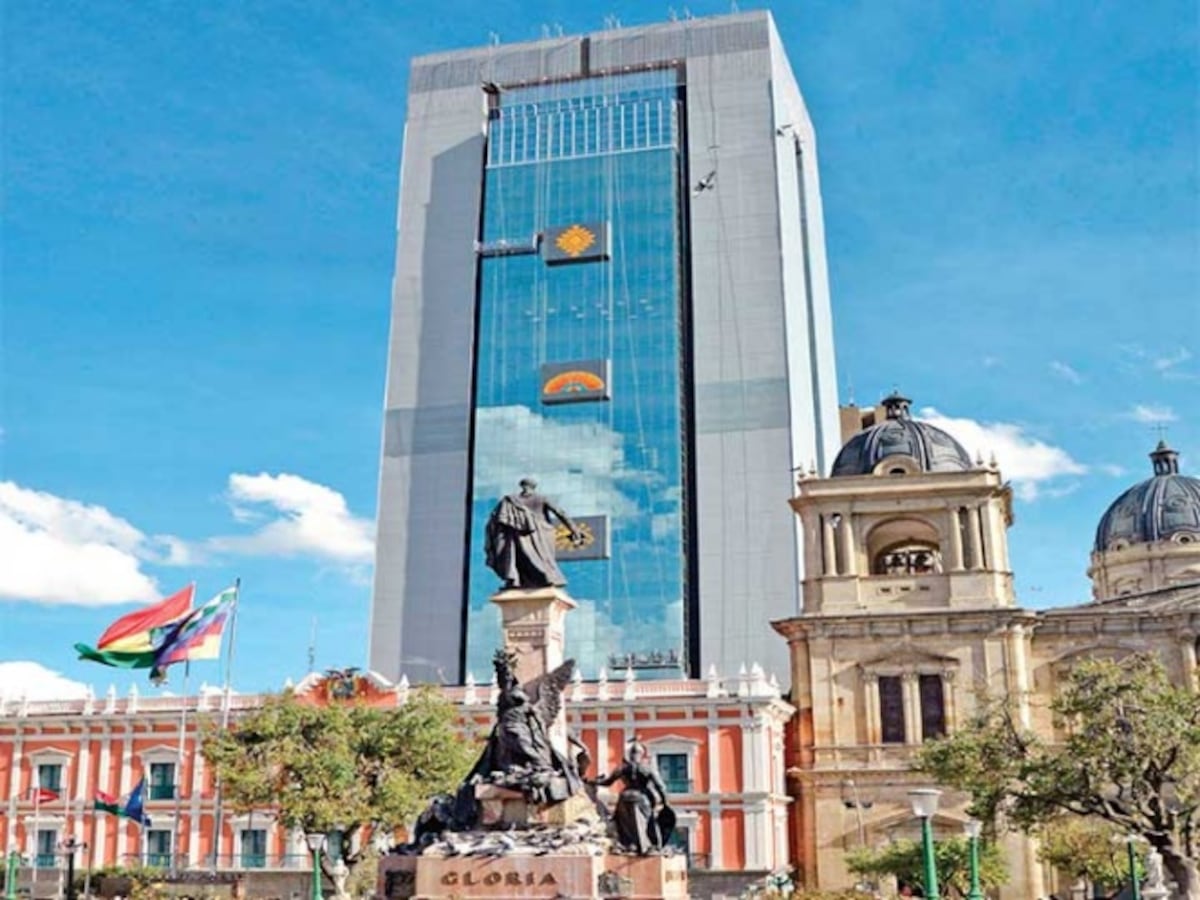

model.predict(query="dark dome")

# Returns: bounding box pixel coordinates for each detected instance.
[830,392,973,477]
[1094,442,1200,552]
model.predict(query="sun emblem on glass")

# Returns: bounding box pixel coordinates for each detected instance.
[555,520,595,551]
[554,224,596,258]
[543,369,606,395]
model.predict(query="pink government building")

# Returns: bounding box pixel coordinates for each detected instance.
[1,667,792,880]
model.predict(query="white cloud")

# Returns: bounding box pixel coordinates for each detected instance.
[1049,361,1083,384]
[1119,344,1197,381]
[0,661,90,701]
[472,405,651,516]
[1153,347,1192,376]
[917,408,1087,501]
[1125,404,1178,424]
[1097,463,1127,477]
[0,482,160,605]
[208,472,374,563]
[1,472,373,606]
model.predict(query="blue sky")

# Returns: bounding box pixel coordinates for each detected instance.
[2,1,1196,698]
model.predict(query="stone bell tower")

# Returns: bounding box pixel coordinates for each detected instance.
[773,392,1044,898]
[793,391,1015,614]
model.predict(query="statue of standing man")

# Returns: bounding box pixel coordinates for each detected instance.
[485,478,583,589]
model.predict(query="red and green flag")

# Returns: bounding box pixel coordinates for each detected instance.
[74,585,194,669]
[93,790,121,816]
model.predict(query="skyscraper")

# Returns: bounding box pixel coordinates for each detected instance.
[369,10,840,686]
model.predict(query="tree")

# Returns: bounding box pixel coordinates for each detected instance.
[202,688,476,891]
[1036,817,1142,897]
[845,836,1008,898]
[918,655,1200,898]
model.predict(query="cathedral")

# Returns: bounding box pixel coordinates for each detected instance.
[773,392,1200,897]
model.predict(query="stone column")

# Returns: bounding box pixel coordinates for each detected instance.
[980,504,998,572]
[1180,632,1198,693]
[822,517,839,576]
[948,507,965,571]
[840,514,857,576]
[490,586,578,750]
[863,674,881,746]
[901,672,920,745]
[942,670,958,732]
[967,506,985,570]
[1008,623,1033,729]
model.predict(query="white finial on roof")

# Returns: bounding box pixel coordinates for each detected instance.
[464,672,478,706]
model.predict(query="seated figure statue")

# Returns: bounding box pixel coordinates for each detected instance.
[591,740,676,854]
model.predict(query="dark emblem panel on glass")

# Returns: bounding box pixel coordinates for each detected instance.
[555,514,609,561]
[540,359,611,405]
[542,221,610,265]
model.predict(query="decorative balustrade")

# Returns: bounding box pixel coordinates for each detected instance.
[0,663,784,719]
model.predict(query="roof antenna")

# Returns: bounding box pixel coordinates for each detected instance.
[668,6,678,20]
[488,31,501,46]
[731,0,740,10]
[846,378,856,406]
[307,616,317,673]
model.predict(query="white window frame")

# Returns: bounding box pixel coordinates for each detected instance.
[644,734,701,795]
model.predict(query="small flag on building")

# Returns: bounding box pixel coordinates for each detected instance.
[93,783,151,827]
[123,779,152,827]
[75,585,195,669]
[31,787,59,804]
[93,791,121,816]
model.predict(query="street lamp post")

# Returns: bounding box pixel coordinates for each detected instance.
[963,819,984,900]
[4,851,20,900]
[1123,834,1142,900]
[59,837,86,900]
[908,788,942,900]
[304,832,326,900]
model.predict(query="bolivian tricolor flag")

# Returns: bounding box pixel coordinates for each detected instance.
[74,585,194,669]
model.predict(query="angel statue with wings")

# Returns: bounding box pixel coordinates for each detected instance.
[406,649,593,843]
[461,649,587,803]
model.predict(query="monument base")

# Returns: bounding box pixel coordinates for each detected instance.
[475,783,600,828]
[380,851,687,900]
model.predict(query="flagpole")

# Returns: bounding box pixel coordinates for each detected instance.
[84,803,95,900]
[210,578,240,872]
[32,770,40,880]
[171,661,190,877]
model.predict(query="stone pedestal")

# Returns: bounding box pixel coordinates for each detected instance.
[475,783,598,828]
[490,586,577,749]
[379,852,687,900]
[489,586,577,685]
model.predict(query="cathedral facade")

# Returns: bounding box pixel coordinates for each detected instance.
[773,393,1200,897]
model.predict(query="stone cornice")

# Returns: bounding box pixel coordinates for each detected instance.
[772,607,1037,641]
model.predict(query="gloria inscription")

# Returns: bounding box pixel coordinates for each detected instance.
[440,871,559,887]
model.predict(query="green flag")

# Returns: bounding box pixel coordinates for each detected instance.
[74,643,157,669]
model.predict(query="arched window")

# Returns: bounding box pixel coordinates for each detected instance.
[866,518,942,576]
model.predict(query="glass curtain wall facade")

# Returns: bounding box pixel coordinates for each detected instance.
[465,70,690,679]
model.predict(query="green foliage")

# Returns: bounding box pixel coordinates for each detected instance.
[918,654,1200,890]
[202,687,475,878]
[845,836,1008,898]
[1035,817,1141,888]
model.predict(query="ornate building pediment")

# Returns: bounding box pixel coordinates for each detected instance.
[859,647,959,677]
